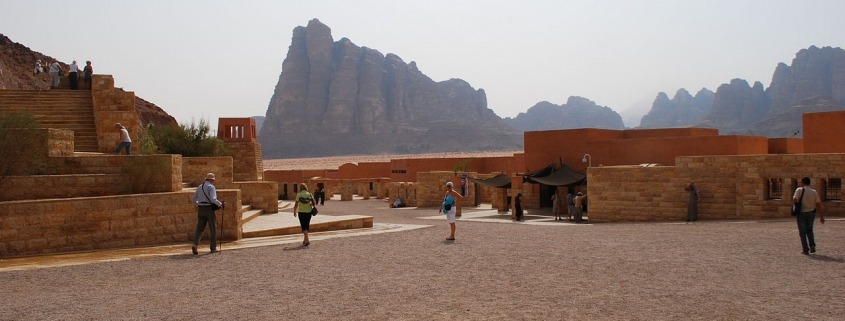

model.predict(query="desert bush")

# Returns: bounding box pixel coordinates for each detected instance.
[146,119,228,157]
[0,113,49,199]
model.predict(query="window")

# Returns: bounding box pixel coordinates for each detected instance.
[766,178,783,200]
[824,178,842,201]
[391,169,407,174]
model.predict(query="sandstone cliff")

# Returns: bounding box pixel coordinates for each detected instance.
[638,88,714,128]
[259,19,522,158]
[639,46,845,136]
[0,33,177,128]
[505,96,625,132]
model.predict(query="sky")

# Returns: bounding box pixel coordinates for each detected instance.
[2,0,844,128]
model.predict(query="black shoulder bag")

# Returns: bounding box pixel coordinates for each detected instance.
[791,187,804,216]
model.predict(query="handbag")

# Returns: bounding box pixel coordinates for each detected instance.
[791,187,804,216]
[310,207,318,216]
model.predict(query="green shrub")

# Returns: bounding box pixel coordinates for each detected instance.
[0,113,49,199]
[147,119,229,157]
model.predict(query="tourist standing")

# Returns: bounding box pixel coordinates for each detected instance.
[567,190,576,221]
[685,182,700,221]
[114,123,132,155]
[793,177,825,255]
[513,193,523,221]
[439,181,463,240]
[191,173,224,255]
[574,192,585,223]
[293,183,317,246]
[552,190,562,221]
[48,61,61,88]
[83,61,93,89]
[68,60,79,89]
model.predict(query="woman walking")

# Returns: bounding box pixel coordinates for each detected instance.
[293,183,317,246]
[439,182,463,241]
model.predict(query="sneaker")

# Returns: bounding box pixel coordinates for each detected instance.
[802,251,809,255]
[810,246,816,253]
[191,245,198,255]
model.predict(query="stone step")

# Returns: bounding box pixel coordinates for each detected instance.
[241,208,264,225]
[242,212,373,238]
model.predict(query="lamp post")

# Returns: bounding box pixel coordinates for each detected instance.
[582,154,592,168]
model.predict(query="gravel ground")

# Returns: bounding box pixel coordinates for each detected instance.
[1,199,842,320]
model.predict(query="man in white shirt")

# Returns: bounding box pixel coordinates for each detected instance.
[792,177,825,255]
[191,173,224,255]
[114,123,132,155]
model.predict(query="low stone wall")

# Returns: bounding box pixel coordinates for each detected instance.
[0,189,243,258]
[387,182,417,207]
[41,128,75,157]
[91,75,140,154]
[1,174,129,201]
[219,181,278,213]
[588,154,845,222]
[48,154,182,193]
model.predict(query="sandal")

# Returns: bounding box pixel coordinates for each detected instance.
[446,236,455,241]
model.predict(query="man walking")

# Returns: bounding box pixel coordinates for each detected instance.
[793,177,825,255]
[191,173,224,255]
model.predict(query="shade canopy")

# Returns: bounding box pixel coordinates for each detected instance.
[468,174,512,188]
[525,164,585,186]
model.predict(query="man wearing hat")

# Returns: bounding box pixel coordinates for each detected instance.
[191,173,224,255]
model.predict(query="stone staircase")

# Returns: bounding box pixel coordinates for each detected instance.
[0,89,98,152]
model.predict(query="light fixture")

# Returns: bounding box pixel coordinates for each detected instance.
[582,154,592,167]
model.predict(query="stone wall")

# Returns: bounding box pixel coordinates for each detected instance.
[182,157,234,186]
[0,189,243,258]
[47,154,182,193]
[588,154,845,222]
[90,75,140,154]
[219,181,278,213]
[40,128,74,157]
[416,172,463,215]
[226,141,263,181]
[1,174,129,201]
[387,182,417,207]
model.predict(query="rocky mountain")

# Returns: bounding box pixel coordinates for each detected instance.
[0,33,176,128]
[638,88,714,128]
[639,46,845,137]
[259,19,522,158]
[505,96,625,132]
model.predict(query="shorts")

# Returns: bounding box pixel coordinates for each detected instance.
[445,208,457,223]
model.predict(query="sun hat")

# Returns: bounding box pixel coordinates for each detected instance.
[205,173,216,181]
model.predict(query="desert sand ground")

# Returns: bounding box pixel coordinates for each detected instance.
[0,196,841,320]
[263,151,521,170]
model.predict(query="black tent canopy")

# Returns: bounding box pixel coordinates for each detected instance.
[525,164,585,186]
[468,174,512,188]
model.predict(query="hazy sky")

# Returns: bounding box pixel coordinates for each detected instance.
[2,0,843,128]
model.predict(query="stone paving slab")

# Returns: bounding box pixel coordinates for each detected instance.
[0,222,431,272]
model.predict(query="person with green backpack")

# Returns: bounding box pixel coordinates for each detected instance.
[293,183,317,246]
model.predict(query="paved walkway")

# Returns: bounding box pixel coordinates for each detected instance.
[1,198,842,320]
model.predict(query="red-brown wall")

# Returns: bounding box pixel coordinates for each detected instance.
[804,111,845,153]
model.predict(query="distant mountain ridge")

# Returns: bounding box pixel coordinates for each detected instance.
[505,96,625,132]
[639,46,845,136]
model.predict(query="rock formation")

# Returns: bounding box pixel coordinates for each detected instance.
[0,33,177,128]
[505,96,625,132]
[639,46,845,136]
[259,19,522,158]
[638,88,714,128]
